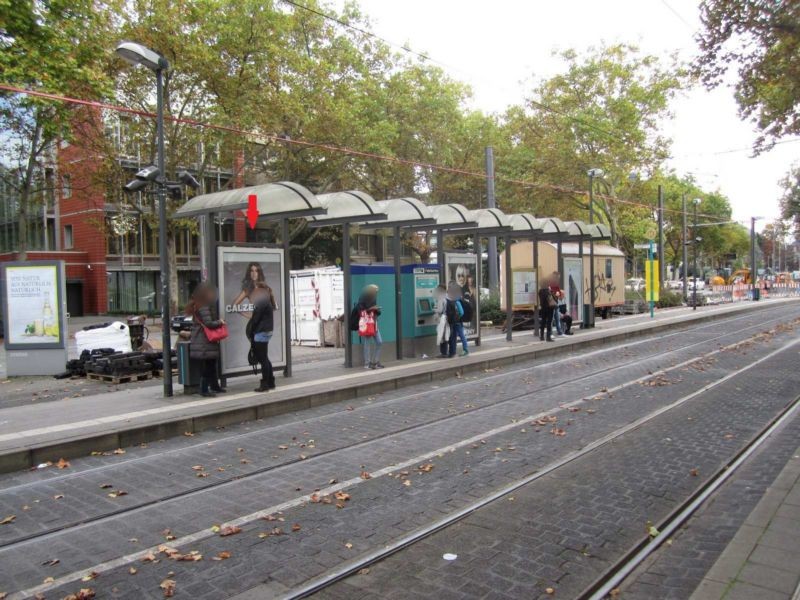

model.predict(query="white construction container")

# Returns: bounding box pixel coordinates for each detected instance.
[289,267,344,346]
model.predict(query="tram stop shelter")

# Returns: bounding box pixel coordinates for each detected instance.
[307,191,387,368]
[359,198,436,362]
[174,181,325,379]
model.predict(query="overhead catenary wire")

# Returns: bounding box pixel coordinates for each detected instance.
[0,83,731,221]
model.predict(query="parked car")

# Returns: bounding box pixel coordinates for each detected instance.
[666,280,683,291]
[625,278,645,292]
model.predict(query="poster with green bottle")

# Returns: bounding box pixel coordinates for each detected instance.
[2,262,66,349]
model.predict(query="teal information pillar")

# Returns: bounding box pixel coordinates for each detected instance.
[350,264,397,345]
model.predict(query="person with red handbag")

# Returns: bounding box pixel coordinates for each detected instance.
[354,284,383,369]
[187,283,227,397]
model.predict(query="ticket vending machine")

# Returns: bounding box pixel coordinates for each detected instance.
[411,266,439,336]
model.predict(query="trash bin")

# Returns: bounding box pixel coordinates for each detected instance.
[583,304,595,328]
[753,288,760,301]
[177,340,201,394]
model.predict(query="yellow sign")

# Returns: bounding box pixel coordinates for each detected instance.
[645,259,660,302]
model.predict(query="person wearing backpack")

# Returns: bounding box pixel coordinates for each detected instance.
[453,290,470,356]
[352,284,383,369]
[538,276,556,342]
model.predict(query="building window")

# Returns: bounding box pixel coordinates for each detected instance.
[64,225,73,249]
[61,175,72,199]
[605,259,613,278]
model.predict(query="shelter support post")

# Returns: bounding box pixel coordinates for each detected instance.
[343,223,353,368]
[533,237,539,336]
[204,213,216,283]
[394,226,403,360]
[475,232,482,346]
[437,228,445,285]
[281,218,292,377]
[579,240,587,328]
[505,235,513,341]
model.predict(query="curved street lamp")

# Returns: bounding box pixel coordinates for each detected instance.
[116,41,174,397]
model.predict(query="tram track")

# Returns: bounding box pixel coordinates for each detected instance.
[5,313,800,600]
[277,334,800,600]
[1,306,788,495]
[0,310,793,556]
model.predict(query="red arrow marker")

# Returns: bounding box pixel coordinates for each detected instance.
[246,194,259,229]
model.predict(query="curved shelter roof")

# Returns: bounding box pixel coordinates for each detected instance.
[174,181,324,220]
[564,220,594,238]
[429,203,478,230]
[589,223,612,240]
[469,208,512,235]
[537,217,569,240]
[362,198,436,229]
[508,213,545,236]
[309,191,386,226]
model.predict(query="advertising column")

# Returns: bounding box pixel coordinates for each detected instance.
[217,247,285,376]
[1,260,68,375]
[445,253,479,340]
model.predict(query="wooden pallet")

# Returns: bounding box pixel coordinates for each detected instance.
[154,369,178,378]
[87,371,153,385]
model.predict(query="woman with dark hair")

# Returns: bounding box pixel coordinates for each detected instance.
[230,262,266,314]
[187,282,226,397]
[247,282,277,392]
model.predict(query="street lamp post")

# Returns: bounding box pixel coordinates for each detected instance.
[681,194,688,303]
[587,168,603,327]
[750,216,763,301]
[692,198,700,311]
[116,42,173,397]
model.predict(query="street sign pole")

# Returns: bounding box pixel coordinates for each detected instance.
[649,241,655,319]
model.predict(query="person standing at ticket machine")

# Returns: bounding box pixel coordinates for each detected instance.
[353,284,383,369]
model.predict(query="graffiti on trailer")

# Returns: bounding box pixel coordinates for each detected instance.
[593,272,616,299]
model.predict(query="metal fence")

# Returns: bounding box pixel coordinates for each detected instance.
[709,282,800,303]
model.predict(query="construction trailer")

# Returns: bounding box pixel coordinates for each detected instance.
[500,241,625,324]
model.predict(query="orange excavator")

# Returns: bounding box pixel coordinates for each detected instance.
[710,269,751,285]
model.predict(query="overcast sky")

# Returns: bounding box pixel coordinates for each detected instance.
[335,0,799,231]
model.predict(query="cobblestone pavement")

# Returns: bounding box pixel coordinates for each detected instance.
[0,305,798,599]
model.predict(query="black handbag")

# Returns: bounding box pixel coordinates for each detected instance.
[247,346,260,376]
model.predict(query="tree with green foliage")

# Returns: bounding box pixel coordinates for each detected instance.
[496,44,684,254]
[695,0,800,152]
[0,0,117,259]
[779,164,800,241]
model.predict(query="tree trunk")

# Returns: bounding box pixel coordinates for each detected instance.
[17,117,44,261]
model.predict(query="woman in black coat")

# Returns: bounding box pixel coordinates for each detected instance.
[187,283,226,397]
[247,282,277,392]
[538,277,555,342]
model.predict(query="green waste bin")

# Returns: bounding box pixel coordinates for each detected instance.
[177,340,201,394]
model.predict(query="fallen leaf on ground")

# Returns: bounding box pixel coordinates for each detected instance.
[129,567,137,575]
[212,551,231,561]
[183,432,194,437]
[160,578,176,598]
[402,480,412,487]
[291,524,301,532]
[113,448,126,455]
[56,458,71,469]
[219,525,242,537]
[81,571,98,581]
[42,558,59,566]
[54,494,64,500]
[197,472,209,478]
[191,465,204,471]
[0,516,15,525]
[690,468,699,477]
[417,463,434,473]
[545,587,555,595]
[358,567,370,574]
[142,552,157,562]
[345,542,353,549]
[99,483,113,489]
[334,492,350,502]
[360,471,371,479]
[63,589,96,600]
[43,577,55,584]
[108,490,128,498]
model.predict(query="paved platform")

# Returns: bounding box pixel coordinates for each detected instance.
[0,299,794,473]
[691,447,800,600]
